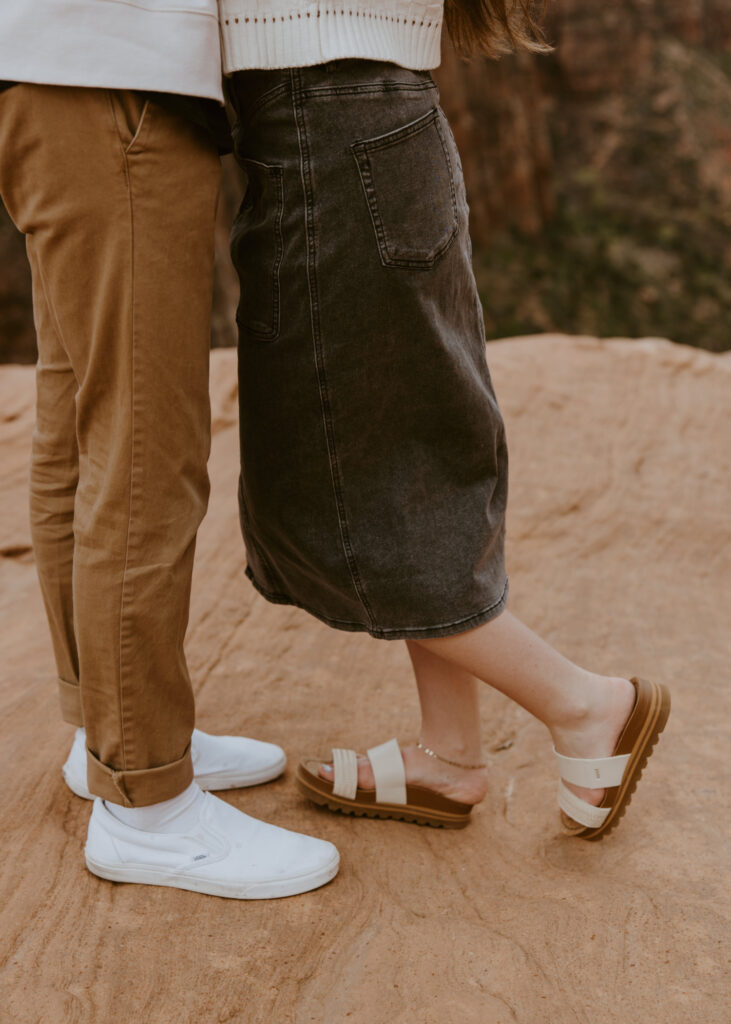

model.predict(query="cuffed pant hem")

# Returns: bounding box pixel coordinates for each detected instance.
[58,677,84,727]
[86,744,194,807]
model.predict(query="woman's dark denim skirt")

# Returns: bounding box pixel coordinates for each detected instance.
[227,60,509,640]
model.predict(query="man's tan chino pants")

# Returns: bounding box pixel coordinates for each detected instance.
[0,85,221,805]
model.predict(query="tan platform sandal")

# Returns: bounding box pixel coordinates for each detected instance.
[556,676,671,841]
[296,739,474,829]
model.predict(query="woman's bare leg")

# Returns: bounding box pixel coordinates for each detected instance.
[408,640,483,768]
[401,643,491,803]
[320,642,490,802]
[320,610,635,809]
[413,610,636,807]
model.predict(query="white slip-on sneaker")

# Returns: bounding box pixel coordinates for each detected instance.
[85,791,340,899]
[62,727,287,800]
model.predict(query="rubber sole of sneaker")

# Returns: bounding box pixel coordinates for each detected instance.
[84,848,340,900]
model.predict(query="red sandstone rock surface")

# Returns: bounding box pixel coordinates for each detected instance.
[0,338,728,1023]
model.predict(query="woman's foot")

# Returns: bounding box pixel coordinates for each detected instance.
[550,675,637,812]
[319,743,490,806]
[315,677,635,814]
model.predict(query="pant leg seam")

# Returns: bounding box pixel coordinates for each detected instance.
[116,143,138,772]
[290,69,376,630]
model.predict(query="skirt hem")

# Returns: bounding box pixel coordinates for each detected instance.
[245,567,509,640]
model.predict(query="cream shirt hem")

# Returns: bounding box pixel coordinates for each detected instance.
[0,0,224,102]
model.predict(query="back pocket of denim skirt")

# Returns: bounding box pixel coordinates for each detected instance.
[351,107,458,270]
[231,159,284,340]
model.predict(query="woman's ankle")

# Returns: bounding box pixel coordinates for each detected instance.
[417,730,483,768]
[549,675,635,755]
[541,669,599,736]
[403,745,490,803]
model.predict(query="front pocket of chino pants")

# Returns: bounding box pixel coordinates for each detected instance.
[351,107,459,270]
[231,160,284,341]
[109,90,150,153]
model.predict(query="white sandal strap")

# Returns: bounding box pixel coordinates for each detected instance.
[557,781,611,829]
[332,748,358,800]
[367,739,407,805]
[553,748,630,789]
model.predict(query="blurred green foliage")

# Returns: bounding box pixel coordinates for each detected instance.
[477,40,731,351]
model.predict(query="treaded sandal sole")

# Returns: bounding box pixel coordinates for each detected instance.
[573,679,671,842]
[296,764,472,829]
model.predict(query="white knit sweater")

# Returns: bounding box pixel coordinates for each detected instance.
[218,1,444,73]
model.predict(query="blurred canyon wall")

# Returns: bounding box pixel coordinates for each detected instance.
[1,0,730,362]
[437,0,731,349]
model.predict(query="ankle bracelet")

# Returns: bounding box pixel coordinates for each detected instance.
[416,741,486,770]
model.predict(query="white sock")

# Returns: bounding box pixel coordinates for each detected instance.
[105,781,205,834]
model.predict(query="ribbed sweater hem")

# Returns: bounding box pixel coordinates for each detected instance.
[220,8,443,72]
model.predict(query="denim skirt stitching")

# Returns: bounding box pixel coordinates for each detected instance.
[352,107,459,269]
[290,68,377,629]
[299,80,438,100]
[233,73,437,136]
[235,82,290,133]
